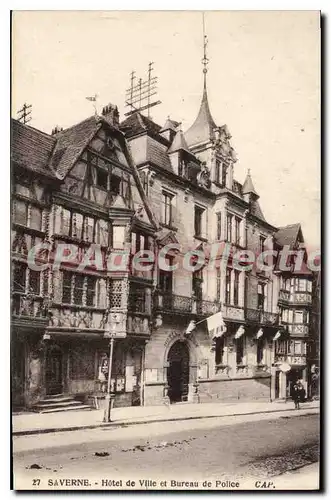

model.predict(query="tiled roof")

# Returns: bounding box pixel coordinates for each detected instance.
[160,117,180,133]
[120,112,163,139]
[185,83,217,147]
[250,199,266,222]
[168,129,191,154]
[147,137,174,173]
[274,223,301,247]
[242,172,258,196]
[11,119,57,178]
[50,116,101,178]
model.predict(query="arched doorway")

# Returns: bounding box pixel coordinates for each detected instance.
[167,340,189,403]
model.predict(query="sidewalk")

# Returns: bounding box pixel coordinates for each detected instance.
[12,399,319,436]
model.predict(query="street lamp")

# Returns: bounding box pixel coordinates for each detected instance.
[103,329,115,423]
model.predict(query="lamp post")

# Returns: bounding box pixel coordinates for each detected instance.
[103,330,115,423]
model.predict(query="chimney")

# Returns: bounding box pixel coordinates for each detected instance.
[101,103,119,128]
[51,125,63,135]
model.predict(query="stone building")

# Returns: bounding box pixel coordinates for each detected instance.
[11,74,318,411]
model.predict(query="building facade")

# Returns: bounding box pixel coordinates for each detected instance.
[11,79,319,410]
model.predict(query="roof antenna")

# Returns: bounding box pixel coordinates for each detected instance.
[202,12,209,89]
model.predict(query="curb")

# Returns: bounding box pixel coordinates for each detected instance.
[12,406,319,437]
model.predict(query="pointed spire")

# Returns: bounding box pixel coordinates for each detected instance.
[242,169,258,196]
[184,13,218,147]
[168,128,190,154]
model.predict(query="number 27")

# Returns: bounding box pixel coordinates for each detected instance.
[32,479,40,486]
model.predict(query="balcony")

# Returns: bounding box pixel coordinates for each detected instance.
[196,300,220,316]
[246,308,279,326]
[222,304,245,321]
[260,311,279,326]
[156,293,193,314]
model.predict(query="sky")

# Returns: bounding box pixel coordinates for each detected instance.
[12,10,320,248]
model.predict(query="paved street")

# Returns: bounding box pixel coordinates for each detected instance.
[13,412,319,490]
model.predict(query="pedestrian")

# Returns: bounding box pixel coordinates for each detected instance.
[297,380,306,404]
[291,381,301,410]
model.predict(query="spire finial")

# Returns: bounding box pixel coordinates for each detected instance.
[202,12,209,88]
[248,168,251,176]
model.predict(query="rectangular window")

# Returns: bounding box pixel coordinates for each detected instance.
[215,160,221,184]
[235,217,241,246]
[162,192,173,226]
[109,173,121,195]
[30,206,43,231]
[29,270,40,295]
[294,341,302,355]
[257,338,264,364]
[96,219,109,246]
[96,168,108,189]
[192,269,203,300]
[13,262,26,293]
[62,208,71,236]
[215,336,225,365]
[297,279,307,292]
[13,199,28,227]
[233,270,240,306]
[62,271,72,304]
[225,268,231,304]
[194,206,204,237]
[259,235,266,253]
[294,310,304,324]
[73,274,84,305]
[72,213,84,239]
[217,213,222,240]
[159,256,173,293]
[226,214,232,242]
[221,163,227,187]
[258,283,265,310]
[86,276,97,307]
[236,336,244,365]
[216,267,221,302]
[113,226,125,249]
[83,216,95,242]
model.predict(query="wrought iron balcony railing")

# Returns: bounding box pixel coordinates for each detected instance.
[246,308,279,325]
[156,293,193,313]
